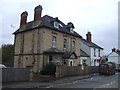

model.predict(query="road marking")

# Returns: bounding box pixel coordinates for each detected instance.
[93,81,117,89]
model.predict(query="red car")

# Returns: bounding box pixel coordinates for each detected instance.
[99,63,116,75]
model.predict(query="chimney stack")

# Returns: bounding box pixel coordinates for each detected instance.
[86,32,92,43]
[34,5,42,21]
[20,11,28,27]
[112,48,116,52]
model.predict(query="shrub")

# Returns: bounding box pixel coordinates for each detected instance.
[108,62,116,68]
[40,63,56,75]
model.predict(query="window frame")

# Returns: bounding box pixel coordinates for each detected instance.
[72,41,75,51]
[82,59,87,65]
[63,39,67,49]
[54,21,59,28]
[70,27,74,33]
[52,36,56,48]
[57,55,61,64]
[98,49,100,57]
[48,56,54,64]
[94,48,96,57]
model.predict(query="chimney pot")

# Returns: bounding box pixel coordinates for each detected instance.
[34,5,43,21]
[112,48,116,52]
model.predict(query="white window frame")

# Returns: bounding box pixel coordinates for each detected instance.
[57,55,61,64]
[72,41,75,51]
[52,36,56,48]
[94,48,96,57]
[54,21,59,28]
[70,27,74,33]
[98,49,100,57]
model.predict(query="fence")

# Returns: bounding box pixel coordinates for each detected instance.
[55,65,99,79]
[2,68,30,82]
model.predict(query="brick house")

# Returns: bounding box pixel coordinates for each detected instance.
[13,5,82,72]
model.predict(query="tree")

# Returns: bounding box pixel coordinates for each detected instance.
[2,44,14,67]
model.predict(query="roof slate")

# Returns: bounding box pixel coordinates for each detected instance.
[62,51,77,59]
[80,49,90,57]
[81,38,103,49]
[43,48,64,54]
[13,15,82,38]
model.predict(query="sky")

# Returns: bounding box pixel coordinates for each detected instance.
[0,0,119,55]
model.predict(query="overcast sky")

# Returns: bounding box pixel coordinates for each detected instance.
[0,0,119,55]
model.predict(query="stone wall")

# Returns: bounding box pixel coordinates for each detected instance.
[14,27,81,72]
[55,65,99,79]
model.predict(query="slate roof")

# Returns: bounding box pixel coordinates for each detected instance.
[80,49,90,57]
[108,50,120,56]
[13,15,82,38]
[43,48,64,54]
[43,48,78,59]
[62,51,77,59]
[81,38,103,50]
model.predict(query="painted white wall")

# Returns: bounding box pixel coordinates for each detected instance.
[108,52,119,64]
[80,39,103,66]
[90,48,103,66]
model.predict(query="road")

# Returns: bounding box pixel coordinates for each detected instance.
[50,72,119,88]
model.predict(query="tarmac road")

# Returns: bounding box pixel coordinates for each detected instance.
[50,72,119,88]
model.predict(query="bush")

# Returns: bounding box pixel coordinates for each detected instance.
[108,62,116,67]
[40,63,56,75]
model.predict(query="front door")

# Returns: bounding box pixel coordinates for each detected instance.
[69,60,73,66]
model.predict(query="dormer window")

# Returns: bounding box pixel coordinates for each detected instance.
[54,21,59,28]
[70,27,74,33]
[67,22,75,33]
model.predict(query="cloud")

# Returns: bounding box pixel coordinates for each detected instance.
[0,0,119,55]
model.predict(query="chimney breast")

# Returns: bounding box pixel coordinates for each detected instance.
[86,32,92,43]
[34,5,42,21]
[20,11,28,27]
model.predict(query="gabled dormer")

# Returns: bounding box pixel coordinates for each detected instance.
[67,22,75,33]
[54,21,59,28]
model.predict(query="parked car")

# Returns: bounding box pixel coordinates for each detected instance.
[0,64,7,68]
[99,63,116,75]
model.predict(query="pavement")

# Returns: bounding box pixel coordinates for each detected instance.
[2,73,98,88]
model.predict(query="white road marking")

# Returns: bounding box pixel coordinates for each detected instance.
[93,80,117,89]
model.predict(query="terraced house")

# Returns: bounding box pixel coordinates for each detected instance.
[13,5,82,72]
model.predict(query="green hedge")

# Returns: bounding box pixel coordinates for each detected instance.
[40,63,56,75]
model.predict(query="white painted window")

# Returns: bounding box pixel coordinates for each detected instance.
[57,55,61,64]
[72,41,75,51]
[70,27,74,33]
[52,36,56,48]
[54,21,59,28]
[98,49,100,57]
[94,48,96,57]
